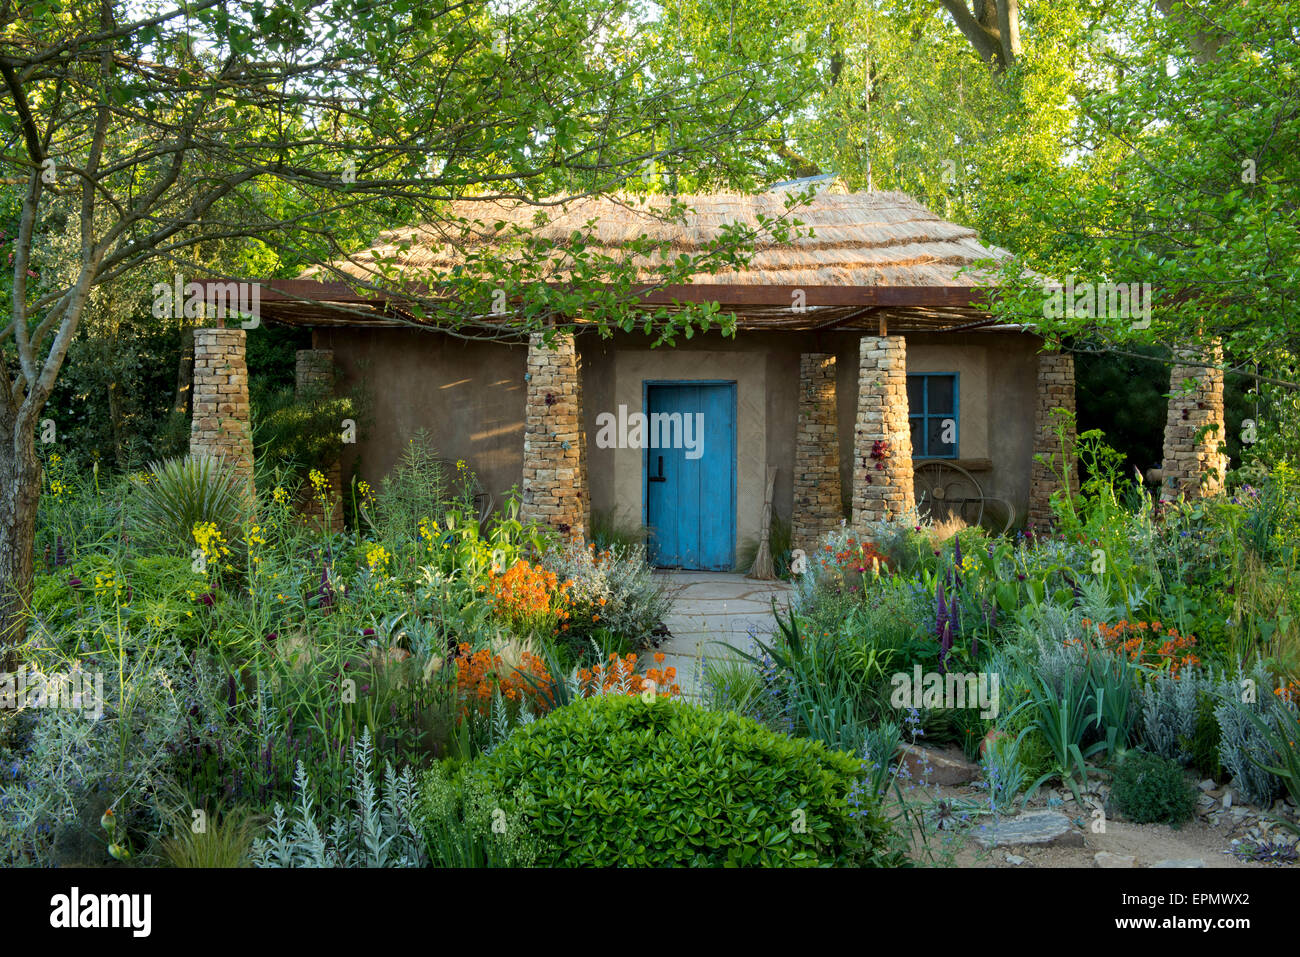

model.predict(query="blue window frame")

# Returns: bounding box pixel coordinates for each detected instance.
[908,373,959,458]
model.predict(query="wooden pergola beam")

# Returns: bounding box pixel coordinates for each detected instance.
[210,278,994,310]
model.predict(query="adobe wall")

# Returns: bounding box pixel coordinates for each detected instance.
[316,326,528,504]
[316,324,1043,559]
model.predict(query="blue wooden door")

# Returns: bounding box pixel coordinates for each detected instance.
[645,382,736,570]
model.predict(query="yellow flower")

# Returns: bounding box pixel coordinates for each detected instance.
[364,542,392,576]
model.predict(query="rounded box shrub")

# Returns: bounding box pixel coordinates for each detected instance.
[1112,750,1198,827]
[467,694,901,867]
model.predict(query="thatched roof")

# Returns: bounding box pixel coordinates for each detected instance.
[256,191,1029,333]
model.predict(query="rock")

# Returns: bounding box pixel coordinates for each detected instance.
[1222,788,1234,809]
[1004,854,1027,866]
[978,811,1085,849]
[1198,779,1216,793]
[900,743,980,786]
[1231,807,1248,824]
[1095,851,1137,868]
[1198,794,1217,808]
[1152,858,1205,868]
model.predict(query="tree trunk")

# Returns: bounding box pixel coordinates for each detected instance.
[107,377,127,471]
[0,429,42,668]
[173,325,194,418]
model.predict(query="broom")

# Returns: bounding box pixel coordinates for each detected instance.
[748,466,778,580]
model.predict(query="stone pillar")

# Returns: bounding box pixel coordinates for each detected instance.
[793,353,843,552]
[295,349,343,524]
[190,327,254,502]
[851,335,915,528]
[520,332,588,541]
[295,349,334,399]
[1027,350,1079,529]
[1160,343,1228,501]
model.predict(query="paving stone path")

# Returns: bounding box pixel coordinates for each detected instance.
[645,571,794,699]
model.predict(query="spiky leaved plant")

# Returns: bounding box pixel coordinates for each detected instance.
[131,454,247,550]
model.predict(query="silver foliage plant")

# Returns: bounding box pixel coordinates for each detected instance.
[1140,661,1288,807]
[542,541,672,647]
[1215,662,1287,808]
[250,729,427,868]
[1141,668,1205,765]
[1,629,237,866]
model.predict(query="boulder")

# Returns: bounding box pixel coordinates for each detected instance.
[978,811,1086,849]
[900,743,980,786]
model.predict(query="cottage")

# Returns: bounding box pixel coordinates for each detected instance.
[191,189,1225,570]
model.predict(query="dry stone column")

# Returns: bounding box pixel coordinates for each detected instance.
[1160,343,1228,500]
[295,348,334,398]
[295,349,343,524]
[852,335,915,528]
[520,332,588,541]
[1027,350,1079,529]
[190,327,255,504]
[793,353,843,552]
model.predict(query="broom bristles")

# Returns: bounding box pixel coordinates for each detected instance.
[748,466,778,580]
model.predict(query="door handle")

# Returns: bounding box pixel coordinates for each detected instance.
[649,454,666,482]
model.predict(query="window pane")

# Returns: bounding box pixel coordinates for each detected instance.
[907,376,924,412]
[927,416,957,457]
[928,375,955,414]
[910,418,923,456]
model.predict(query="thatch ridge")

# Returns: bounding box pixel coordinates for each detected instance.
[305,190,1014,289]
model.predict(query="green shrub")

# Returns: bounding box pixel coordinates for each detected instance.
[31,554,210,646]
[1112,751,1197,827]
[252,383,369,475]
[467,695,901,867]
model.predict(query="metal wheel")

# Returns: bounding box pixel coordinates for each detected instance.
[914,461,985,527]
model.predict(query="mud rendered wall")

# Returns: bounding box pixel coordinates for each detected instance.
[316,326,528,503]
[317,324,1043,557]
